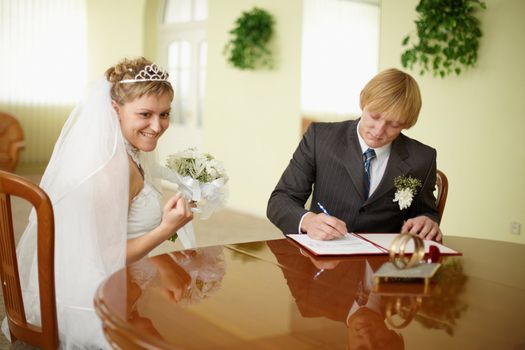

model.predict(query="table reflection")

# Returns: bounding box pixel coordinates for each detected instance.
[267,239,468,350]
[125,246,226,340]
[96,237,525,350]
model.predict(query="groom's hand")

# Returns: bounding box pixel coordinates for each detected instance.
[402,215,442,242]
[301,212,347,240]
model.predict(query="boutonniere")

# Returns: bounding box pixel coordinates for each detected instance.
[393,175,422,210]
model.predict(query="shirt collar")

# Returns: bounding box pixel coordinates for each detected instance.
[356,119,392,158]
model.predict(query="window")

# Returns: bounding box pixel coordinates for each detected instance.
[301,0,379,118]
[160,0,207,126]
[0,0,87,104]
[164,0,207,23]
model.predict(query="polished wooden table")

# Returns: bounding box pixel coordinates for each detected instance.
[95,236,525,349]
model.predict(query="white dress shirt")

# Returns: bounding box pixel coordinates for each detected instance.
[356,120,392,198]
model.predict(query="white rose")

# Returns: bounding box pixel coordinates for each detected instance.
[192,158,206,178]
[393,188,414,210]
[207,166,218,179]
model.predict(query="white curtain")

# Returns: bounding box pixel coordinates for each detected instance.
[0,0,87,105]
[301,0,379,117]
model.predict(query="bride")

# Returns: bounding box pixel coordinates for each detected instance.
[3,57,194,349]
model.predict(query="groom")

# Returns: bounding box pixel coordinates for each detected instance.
[267,68,441,241]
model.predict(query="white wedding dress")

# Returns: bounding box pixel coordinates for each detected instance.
[127,181,162,239]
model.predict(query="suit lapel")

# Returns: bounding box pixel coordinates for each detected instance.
[365,134,411,206]
[341,120,367,201]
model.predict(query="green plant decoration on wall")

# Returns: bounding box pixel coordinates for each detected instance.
[224,7,274,70]
[401,0,486,78]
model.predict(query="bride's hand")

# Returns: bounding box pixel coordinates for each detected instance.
[161,192,193,233]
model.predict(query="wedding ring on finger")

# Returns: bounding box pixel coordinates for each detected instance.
[389,232,425,269]
[187,199,199,212]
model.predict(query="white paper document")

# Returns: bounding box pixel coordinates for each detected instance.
[358,233,459,255]
[287,233,387,256]
[287,233,460,256]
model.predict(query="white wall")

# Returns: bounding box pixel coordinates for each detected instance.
[380,0,525,243]
[85,0,146,80]
[203,0,303,217]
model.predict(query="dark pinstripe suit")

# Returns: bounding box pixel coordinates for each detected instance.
[267,119,440,234]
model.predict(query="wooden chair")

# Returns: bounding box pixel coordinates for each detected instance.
[436,169,448,218]
[0,112,26,173]
[0,170,59,349]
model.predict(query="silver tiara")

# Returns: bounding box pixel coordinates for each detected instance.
[119,63,169,84]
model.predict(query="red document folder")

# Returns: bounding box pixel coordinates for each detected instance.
[287,233,461,257]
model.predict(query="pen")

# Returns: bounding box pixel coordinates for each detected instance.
[317,202,347,240]
[314,202,328,280]
[317,202,330,216]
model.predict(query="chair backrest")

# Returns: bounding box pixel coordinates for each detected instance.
[0,170,58,349]
[436,169,448,218]
[0,112,25,172]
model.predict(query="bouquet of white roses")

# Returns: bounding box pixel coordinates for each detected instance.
[166,148,227,184]
[166,148,228,249]
[165,148,228,243]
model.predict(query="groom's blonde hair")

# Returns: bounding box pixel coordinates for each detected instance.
[359,68,421,129]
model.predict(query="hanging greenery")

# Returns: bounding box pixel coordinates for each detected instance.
[223,7,274,70]
[401,0,486,78]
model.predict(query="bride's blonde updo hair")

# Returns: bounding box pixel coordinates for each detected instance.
[105,57,174,105]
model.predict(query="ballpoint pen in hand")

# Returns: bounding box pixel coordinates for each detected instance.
[311,202,328,280]
[316,202,348,240]
[317,202,330,216]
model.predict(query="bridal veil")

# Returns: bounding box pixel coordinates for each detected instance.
[7,79,128,349]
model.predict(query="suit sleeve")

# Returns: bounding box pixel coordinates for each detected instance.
[409,148,441,224]
[267,123,317,234]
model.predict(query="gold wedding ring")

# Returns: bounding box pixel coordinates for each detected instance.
[389,232,425,269]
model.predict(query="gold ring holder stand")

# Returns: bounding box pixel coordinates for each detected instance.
[389,232,425,269]
[373,233,441,293]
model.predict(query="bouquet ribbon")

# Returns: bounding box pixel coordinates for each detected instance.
[162,167,228,248]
